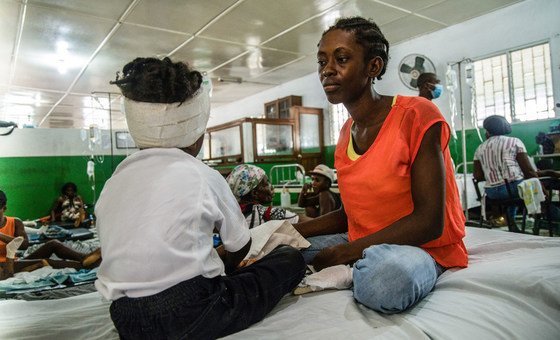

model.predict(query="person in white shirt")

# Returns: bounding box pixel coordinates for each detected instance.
[95,57,305,340]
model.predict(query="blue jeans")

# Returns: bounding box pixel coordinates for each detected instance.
[485,179,523,222]
[302,234,443,314]
[109,246,306,340]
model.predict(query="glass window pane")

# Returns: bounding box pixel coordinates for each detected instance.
[255,124,294,156]
[210,126,241,158]
[474,42,554,124]
[299,113,320,153]
[511,42,554,121]
[328,103,349,145]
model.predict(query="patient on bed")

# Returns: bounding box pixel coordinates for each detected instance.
[0,190,101,279]
[226,164,304,229]
[294,17,468,314]
[94,57,306,340]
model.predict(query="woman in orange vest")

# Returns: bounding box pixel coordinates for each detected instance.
[0,190,101,278]
[295,17,468,314]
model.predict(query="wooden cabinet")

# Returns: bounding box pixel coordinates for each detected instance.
[264,95,302,119]
[203,106,324,172]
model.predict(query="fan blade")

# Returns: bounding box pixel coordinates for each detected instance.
[414,56,426,73]
[400,63,413,74]
[410,78,418,88]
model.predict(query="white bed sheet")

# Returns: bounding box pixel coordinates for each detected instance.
[1,227,559,340]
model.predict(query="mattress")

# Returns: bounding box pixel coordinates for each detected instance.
[0,227,559,340]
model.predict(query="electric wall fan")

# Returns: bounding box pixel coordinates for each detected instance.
[398,54,436,90]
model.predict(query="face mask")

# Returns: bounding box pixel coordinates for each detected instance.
[431,84,443,99]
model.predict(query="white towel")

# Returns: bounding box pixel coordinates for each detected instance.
[244,220,310,261]
[293,264,353,295]
[517,178,546,214]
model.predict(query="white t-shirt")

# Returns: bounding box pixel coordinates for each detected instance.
[473,135,527,187]
[94,148,250,300]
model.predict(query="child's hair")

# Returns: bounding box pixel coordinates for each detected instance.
[321,17,390,81]
[0,190,6,207]
[110,57,202,104]
[61,182,78,194]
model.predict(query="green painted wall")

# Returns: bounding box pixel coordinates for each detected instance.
[2,119,558,219]
[0,155,125,220]
[449,119,560,172]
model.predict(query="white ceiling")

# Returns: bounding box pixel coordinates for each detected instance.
[0,0,522,130]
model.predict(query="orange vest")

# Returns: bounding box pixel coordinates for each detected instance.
[0,216,16,263]
[335,96,468,268]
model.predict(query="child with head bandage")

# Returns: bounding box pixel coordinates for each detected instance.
[94,57,306,339]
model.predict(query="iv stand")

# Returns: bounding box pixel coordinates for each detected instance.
[448,59,470,220]
[91,91,120,173]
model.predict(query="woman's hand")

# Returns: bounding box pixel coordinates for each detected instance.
[312,243,356,271]
[300,183,312,196]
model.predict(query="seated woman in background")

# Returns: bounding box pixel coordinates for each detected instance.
[474,115,560,228]
[50,182,86,227]
[0,190,101,279]
[227,164,307,228]
[298,164,341,217]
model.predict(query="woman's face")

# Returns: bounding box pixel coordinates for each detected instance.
[252,176,274,204]
[317,29,373,105]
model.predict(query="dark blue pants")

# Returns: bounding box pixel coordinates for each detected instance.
[109,246,306,340]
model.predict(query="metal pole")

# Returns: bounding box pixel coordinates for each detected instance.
[458,61,469,219]
[108,92,115,173]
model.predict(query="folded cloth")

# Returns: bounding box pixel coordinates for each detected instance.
[244,220,310,261]
[293,264,353,295]
[517,178,546,214]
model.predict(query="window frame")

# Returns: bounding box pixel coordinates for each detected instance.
[472,39,555,125]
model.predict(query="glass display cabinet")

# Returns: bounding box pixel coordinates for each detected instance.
[202,106,323,172]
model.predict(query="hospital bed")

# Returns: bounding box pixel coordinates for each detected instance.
[269,163,339,193]
[1,227,559,340]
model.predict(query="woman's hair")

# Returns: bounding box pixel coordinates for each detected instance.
[321,17,390,81]
[483,115,512,136]
[61,182,78,195]
[110,57,202,104]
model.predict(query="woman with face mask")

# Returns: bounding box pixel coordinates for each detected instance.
[417,72,443,101]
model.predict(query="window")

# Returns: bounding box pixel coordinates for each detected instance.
[329,103,349,145]
[474,42,554,125]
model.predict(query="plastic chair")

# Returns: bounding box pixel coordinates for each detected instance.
[472,178,527,232]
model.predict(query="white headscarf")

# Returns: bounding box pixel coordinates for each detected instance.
[123,80,211,149]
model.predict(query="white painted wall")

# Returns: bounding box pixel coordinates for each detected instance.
[0,128,136,157]
[209,0,560,144]
[208,72,326,126]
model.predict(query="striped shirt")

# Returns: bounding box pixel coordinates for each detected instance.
[473,135,527,187]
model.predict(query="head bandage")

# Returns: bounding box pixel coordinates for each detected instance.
[123,81,211,149]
